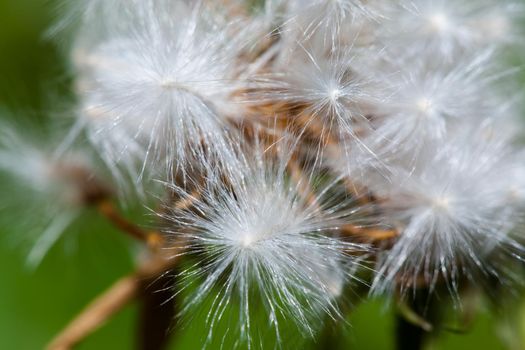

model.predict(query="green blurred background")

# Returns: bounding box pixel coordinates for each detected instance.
[0,1,524,349]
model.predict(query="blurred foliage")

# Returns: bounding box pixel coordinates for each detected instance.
[0,0,523,349]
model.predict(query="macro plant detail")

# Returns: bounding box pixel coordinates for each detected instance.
[1,0,525,349]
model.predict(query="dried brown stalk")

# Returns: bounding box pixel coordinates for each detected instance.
[342,224,398,242]
[47,188,200,350]
[96,200,164,249]
[47,246,182,350]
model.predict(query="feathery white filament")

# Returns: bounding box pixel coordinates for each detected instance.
[368,51,500,152]
[369,132,524,295]
[162,140,368,344]
[265,47,376,142]
[75,0,251,181]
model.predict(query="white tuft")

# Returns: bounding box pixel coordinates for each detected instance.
[160,137,369,344]
[74,0,253,182]
[368,130,524,296]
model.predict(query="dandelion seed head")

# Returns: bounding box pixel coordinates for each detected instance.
[161,138,368,343]
[367,131,524,295]
[265,46,376,141]
[366,51,500,153]
[74,0,252,182]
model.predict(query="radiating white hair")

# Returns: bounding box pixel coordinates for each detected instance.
[160,136,370,344]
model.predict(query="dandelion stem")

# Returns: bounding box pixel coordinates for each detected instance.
[47,247,182,350]
[48,272,138,350]
[137,272,177,350]
[342,224,398,241]
[96,200,164,249]
[48,189,194,350]
[395,314,427,350]
[395,294,437,350]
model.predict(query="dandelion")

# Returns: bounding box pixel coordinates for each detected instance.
[11,0,525,348]
[367,51,502,153]
[160,137,368,344]
[367,131,524,296]
[74,0,253,181]
[260,45,378,148]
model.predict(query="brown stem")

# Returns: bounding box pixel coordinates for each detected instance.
[48,186,194,350]
[342,224,398,242]
[294,113,339,147]
[96,200,164,249]
[47,249,181,350]
[395,293,437,350]
[48,274,138,350]
[137,272,177,350]
[173,189,201,211]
